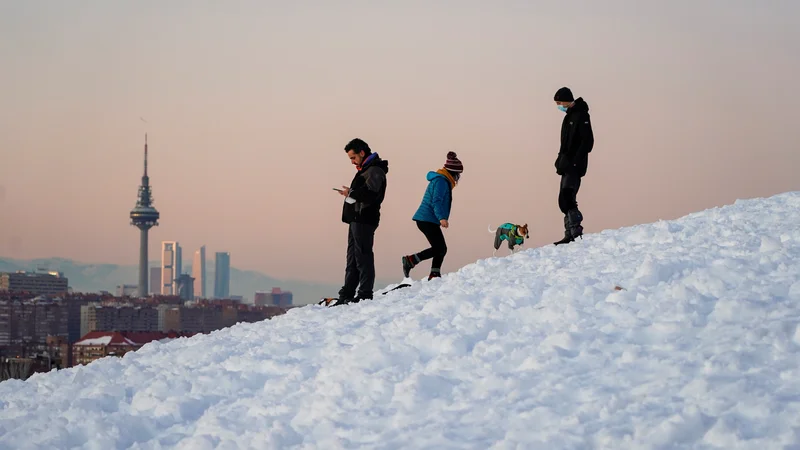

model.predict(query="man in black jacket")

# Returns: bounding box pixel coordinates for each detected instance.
[553,87,594,245]
[334,138,389,303]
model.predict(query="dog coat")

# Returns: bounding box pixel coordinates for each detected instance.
[497,223,525,245]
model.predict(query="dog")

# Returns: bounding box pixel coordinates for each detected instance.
[488,223,530,256]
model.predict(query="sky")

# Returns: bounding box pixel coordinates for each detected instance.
[1,0,799,287]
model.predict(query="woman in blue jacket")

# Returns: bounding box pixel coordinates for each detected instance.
[402,152,463,280]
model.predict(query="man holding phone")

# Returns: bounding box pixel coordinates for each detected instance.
[328,138,389,306]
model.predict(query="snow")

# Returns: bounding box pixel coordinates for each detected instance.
[2,191,800,449]
[74,336,114,346]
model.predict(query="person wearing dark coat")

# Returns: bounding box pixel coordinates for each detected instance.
[401,152,463,281]
[552,87,594,245]
[334,138,389,303]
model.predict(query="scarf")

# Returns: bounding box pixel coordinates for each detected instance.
[436,168,457,189]
[356,153,378,171]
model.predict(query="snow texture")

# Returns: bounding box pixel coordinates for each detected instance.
[2,192,800,449]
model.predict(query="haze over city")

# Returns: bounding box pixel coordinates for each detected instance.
[1,0,799,287]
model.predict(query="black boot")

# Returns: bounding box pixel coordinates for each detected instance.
[554,210,583,245]
[553,231,573,246]
[554,215,573,245]
[567,208,584,240]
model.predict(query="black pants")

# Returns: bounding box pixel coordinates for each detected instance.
[558,172,582,214]
[414,220,447,270]
[339,222,377,300]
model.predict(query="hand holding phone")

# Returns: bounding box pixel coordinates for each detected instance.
[333,187,356,204]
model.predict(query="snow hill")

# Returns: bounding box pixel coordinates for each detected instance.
[2,192,800,449]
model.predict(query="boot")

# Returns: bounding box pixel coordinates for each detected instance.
[402,255,418,278]
[554,210,583,245]
[428,269,441,281]
[553,230,573,246]
[554,215,574,245]
[567,208,584,240]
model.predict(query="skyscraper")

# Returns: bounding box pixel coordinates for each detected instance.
[192,245,207,299]
[175,273,195,301]
[129,134,160,298]
[161,241,182,295]
[214,252,230,299]
[149,267,161,295]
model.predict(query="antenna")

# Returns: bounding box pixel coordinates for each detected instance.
[140,117,149,177]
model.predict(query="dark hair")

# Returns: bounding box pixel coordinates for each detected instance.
[554,87,574,102]
[344,138,371,155]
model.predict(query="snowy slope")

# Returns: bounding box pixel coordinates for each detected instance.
[2,192,800,449]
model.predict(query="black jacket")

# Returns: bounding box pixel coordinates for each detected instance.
[555,97,594,177]
[342,153,389,227]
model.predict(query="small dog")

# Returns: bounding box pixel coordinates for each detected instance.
[488,223,530,256]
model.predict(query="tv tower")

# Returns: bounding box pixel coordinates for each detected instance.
[130,134,160,297]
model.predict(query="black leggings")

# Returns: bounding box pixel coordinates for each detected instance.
[414,220,447,270]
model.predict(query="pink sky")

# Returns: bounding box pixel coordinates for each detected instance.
[1,1,799,285]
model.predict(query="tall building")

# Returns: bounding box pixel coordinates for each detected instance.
[176,274,195,301]
[149,267,161,295]
[214,252,230,299]
[192,246,206,299]
[161,241,182,295]
[129,134,160,298]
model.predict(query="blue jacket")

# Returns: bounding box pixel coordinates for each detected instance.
[412,171,453,224]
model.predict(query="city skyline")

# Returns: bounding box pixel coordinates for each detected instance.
[1,2,799,285]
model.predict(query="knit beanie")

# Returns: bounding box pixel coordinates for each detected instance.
[554,87,574,102]
[444,151,463,173]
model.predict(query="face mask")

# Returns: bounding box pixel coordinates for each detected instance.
[557,105,568,112]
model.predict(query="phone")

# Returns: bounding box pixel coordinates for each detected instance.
[332,187,343,192]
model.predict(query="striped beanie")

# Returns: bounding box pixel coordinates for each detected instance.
[444,151,463,173]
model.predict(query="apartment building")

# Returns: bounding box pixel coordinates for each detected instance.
[0,271,69,295]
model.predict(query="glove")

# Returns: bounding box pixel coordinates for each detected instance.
[555,154,570,175]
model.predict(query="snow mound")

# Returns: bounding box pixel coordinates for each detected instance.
[2,192,800,449]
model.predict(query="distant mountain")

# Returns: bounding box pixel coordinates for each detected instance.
[0,257,339,305]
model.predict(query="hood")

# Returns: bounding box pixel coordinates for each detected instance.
[426,170,443,182]
[570,97,589,113]
[427,169,457,188]
[360,153,389,174]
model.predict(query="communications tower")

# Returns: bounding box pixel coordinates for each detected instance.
[129,134,160,297]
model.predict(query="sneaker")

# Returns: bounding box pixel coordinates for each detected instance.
[402,255,416,278]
